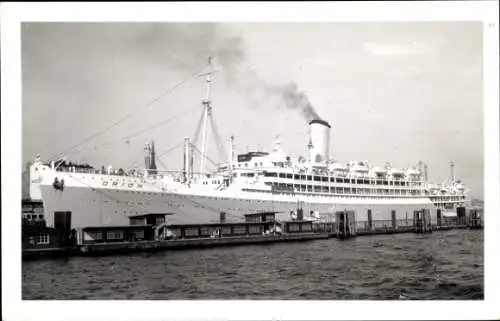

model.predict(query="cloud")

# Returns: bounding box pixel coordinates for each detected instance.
[363,41,434,56]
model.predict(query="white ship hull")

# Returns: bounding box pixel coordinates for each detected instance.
[37,169,439,229]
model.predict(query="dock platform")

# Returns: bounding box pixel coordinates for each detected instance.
[79,232,329,255]
[23,232,329,259]
[22,208,482,260]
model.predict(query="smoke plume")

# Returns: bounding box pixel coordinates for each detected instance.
[228,74,323,122]
[24,23,322,123]
[277,82,322,122]
[128,23,322,122]
[125,23,246,75]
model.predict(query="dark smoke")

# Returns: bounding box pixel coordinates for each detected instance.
[277,82,322,122]
[24,23,322,122]
[225,70,324,123]
[127,23,246,76]
[24,23,247,76]
[126,23,323,122]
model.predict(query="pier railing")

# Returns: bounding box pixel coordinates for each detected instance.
[312,216,474,235]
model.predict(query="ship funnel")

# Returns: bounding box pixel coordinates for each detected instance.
[309,119,331,164]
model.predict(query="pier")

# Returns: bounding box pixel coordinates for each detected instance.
[22,208,482,260]
[77,233,330,256]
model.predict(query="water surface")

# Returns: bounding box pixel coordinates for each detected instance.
[22,229,483,300]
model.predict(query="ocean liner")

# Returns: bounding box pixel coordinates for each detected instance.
[28,64,471,229]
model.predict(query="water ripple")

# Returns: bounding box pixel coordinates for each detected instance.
[22,229,483,300]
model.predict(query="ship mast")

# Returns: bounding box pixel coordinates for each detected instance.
[199,57,213,176]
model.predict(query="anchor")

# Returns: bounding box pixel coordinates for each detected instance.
[52,177,65,191]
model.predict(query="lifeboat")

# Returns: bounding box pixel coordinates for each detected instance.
[405,168,421,182]
[349,160,369,173]
[329,163,348,171]
[329,163,349,176]
[370,166,388,179]
[405,168,420,176]
[388,168,405,178]
[427,183,439,195]
[371,166,388,174]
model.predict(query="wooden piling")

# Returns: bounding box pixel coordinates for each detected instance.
[414,209,432,234]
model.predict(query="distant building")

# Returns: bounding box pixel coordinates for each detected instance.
[144,141,157,174]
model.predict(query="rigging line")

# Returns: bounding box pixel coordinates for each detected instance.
[208,116,222,160]
[130,141,184,169]
[239,119,263,150]
[207,111,224,154]
[156,141,185,158]
[208,113,226,161]
[49,63,209,161]
[210,113,226,157]
[191,143,218,167]
[191,108,206,148]
[191,144,218,168]
[71,106,200,154]
[109,107,199,148]
[155,157,169,171]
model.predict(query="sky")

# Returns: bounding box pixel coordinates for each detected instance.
[21,22,483,198]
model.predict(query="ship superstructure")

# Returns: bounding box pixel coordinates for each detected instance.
[29,62,471,228]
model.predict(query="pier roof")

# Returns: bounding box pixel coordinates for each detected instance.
[129,213,175,219]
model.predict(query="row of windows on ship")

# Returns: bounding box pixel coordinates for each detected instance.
[264,182,424,195]
[261,184,465,198]
[238,171,419,186]
[93,185,464,202]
